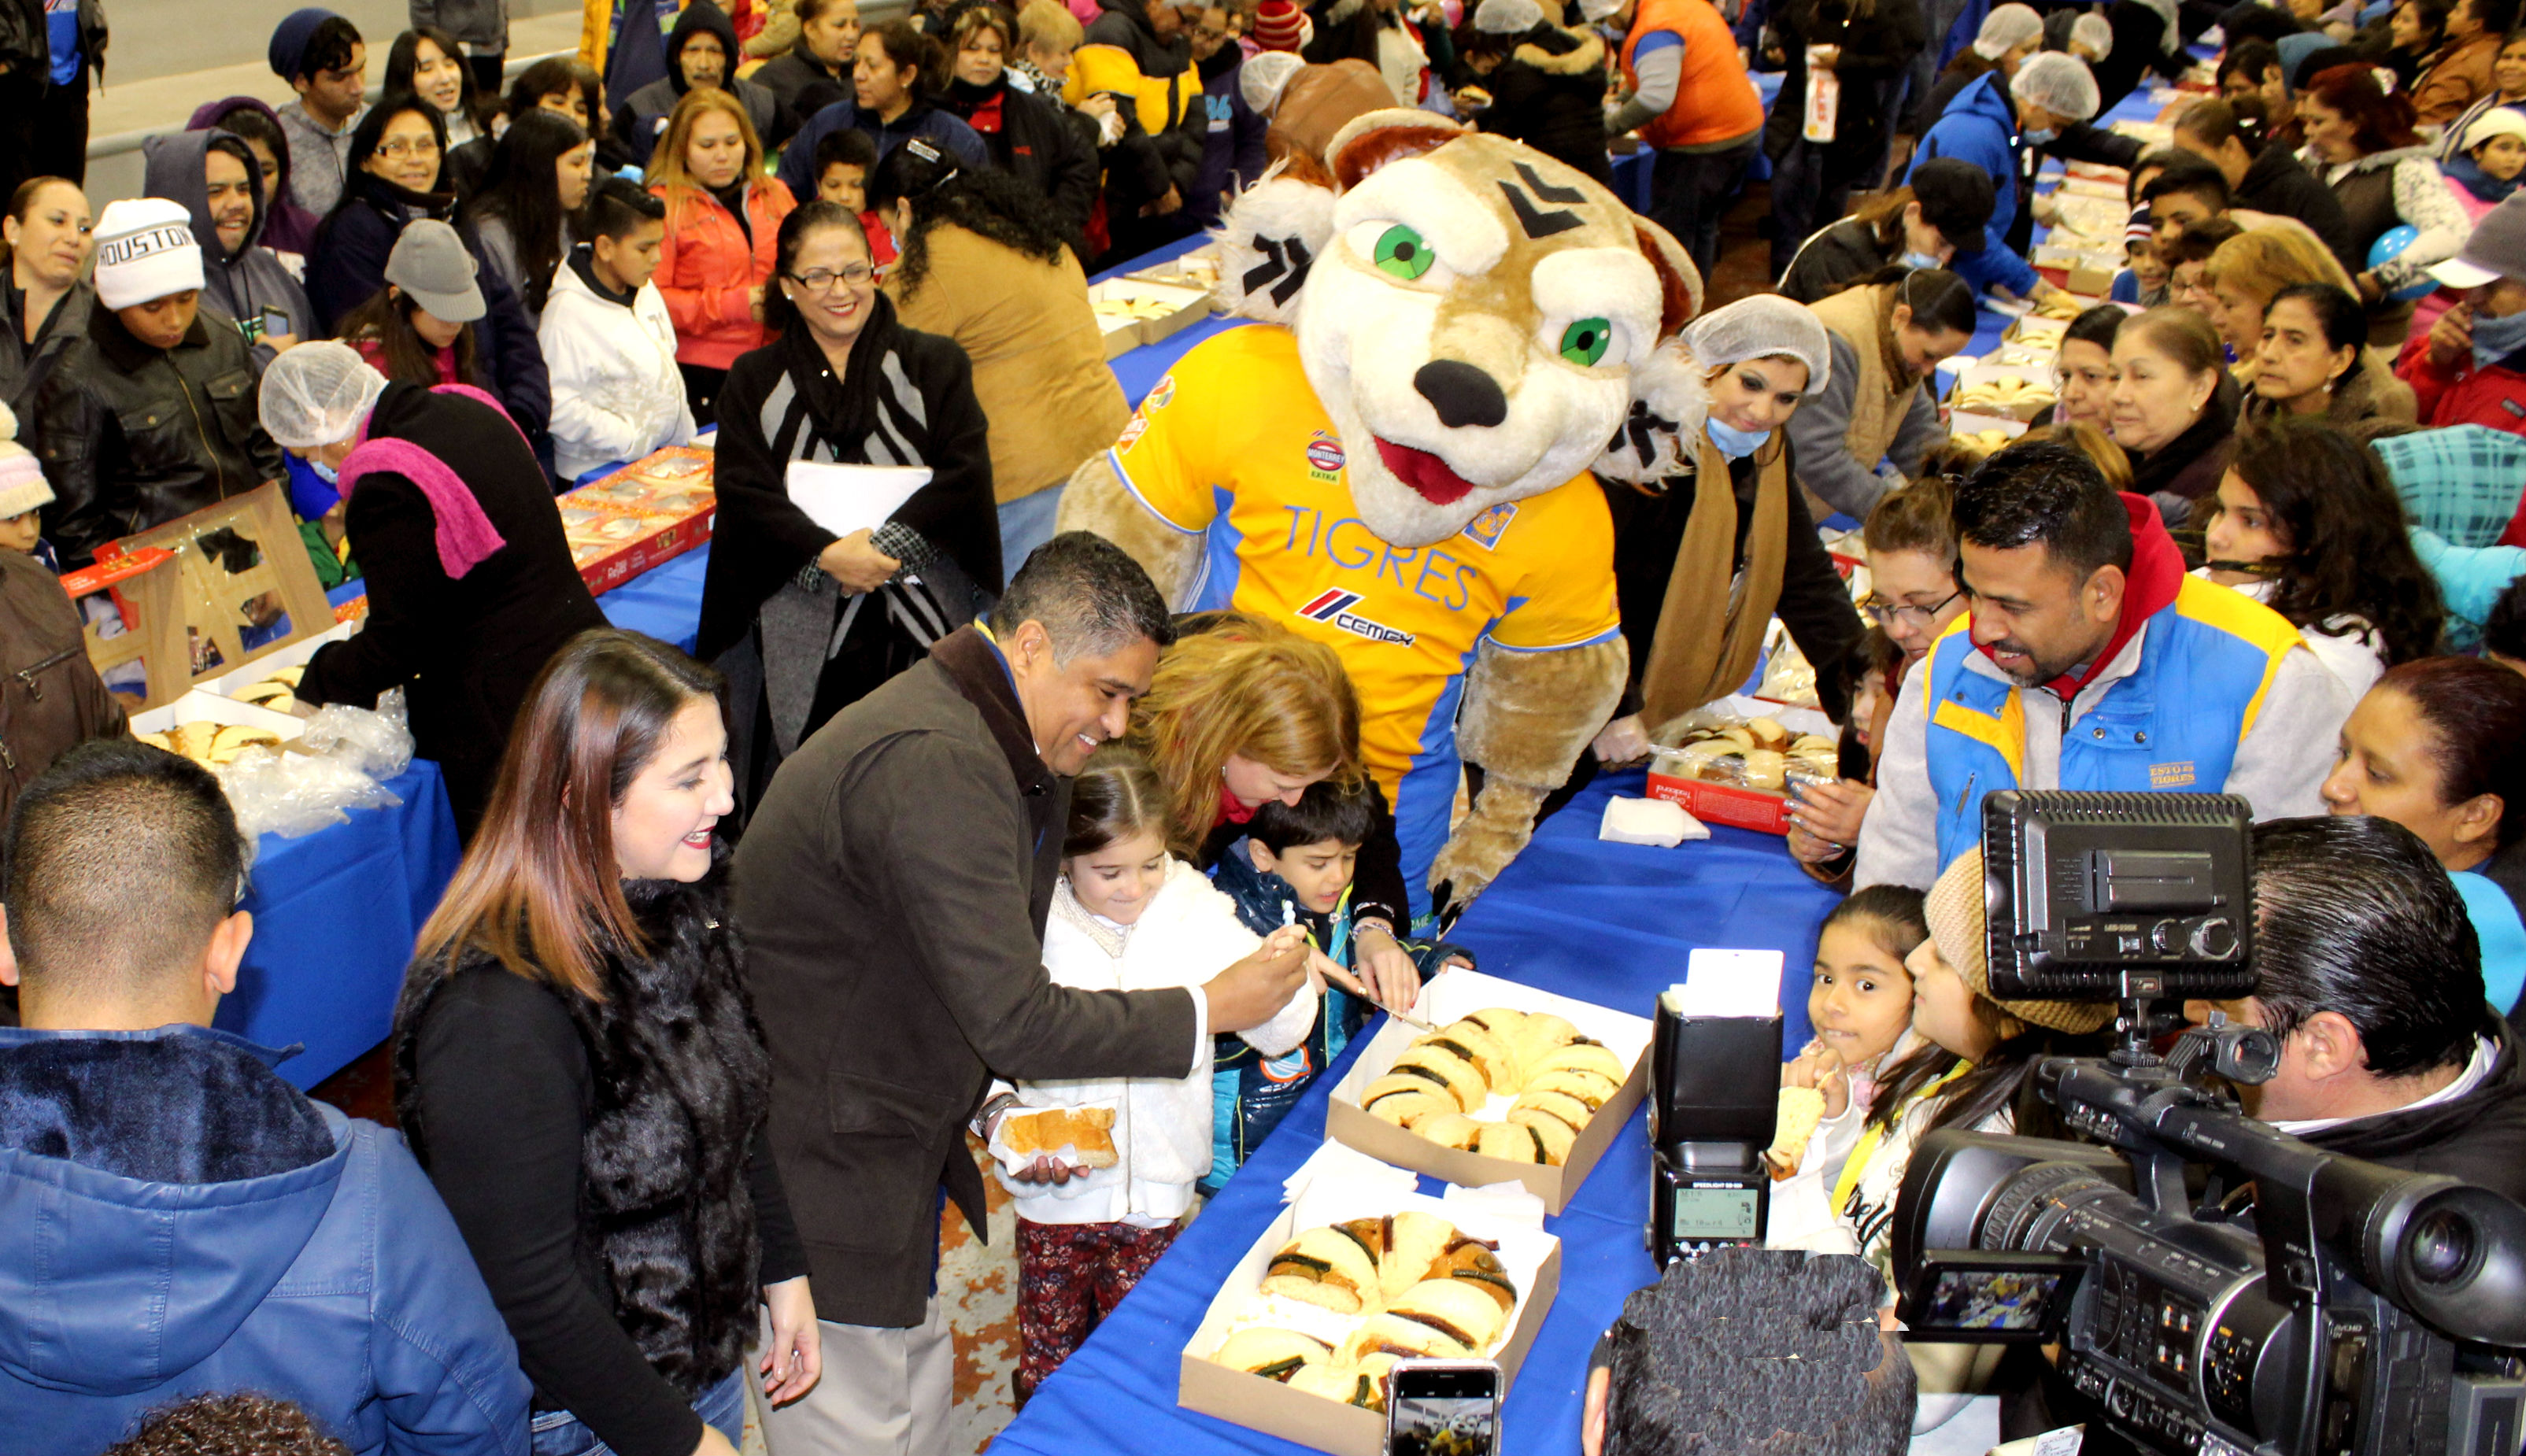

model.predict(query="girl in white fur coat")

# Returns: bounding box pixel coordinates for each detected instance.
[992,745,1320,1402]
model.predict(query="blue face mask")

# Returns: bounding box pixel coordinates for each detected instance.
[1705,416,1770,459]
[1899,249,1944,270]
[309,456,339,484]
[2472,305,2526,371]
[2023,126,2057,146]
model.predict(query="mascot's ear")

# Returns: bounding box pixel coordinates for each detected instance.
[1324,108,1469,190]
[1594,218,1712,486]
[1630,216,1704,341]
[1214,154,1338,324]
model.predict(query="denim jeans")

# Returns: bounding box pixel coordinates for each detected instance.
[997,484,1066,581]
[530,1368,746,1455]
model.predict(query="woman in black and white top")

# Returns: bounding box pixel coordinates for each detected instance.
[697,200,996,802]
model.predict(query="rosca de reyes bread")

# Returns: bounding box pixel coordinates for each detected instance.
[1360,1007,1628,1164]
[1216,1211,1521,1410]
[136,721,284,767]
[1767,1085,1829,1178]
[1000,1106,1119,1168]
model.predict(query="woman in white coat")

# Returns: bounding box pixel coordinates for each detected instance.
[537,176,697,483]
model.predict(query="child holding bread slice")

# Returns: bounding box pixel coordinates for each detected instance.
[1808,850,2113,1290]
[982,745,1328,1402]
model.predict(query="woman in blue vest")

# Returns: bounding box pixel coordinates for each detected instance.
[2321,656,2526,1013]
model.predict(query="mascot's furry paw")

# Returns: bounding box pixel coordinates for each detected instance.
[1432,637,1629,908]
[1054,452,1207,606]
[1430,774,1549,909]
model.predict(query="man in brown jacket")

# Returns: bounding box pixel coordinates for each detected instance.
[734,532,1310,1456]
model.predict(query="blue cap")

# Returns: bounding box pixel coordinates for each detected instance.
[268,8,338,82]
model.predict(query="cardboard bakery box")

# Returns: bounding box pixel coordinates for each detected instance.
[131,689,309,764]
[1640,696,1836,837]
[2003,314,2070,348]
[557,446,717,593]
[1124,243,1225,296]
[198,618,357,704]
[1178,1188,1560,1456]
[1947,359,2058,423]
[1324,969,1652,1214]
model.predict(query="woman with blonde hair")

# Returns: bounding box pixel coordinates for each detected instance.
[2195,225,2417,431]
[1126,615,1420,1004]
[2021,419,2133,490]
[647,87,797,423]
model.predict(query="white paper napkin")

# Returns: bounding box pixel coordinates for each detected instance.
[1439,1179,1548,1229]
[1281,1140,1418,1208]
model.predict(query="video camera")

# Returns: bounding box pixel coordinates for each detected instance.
[1891,792,2526,1456]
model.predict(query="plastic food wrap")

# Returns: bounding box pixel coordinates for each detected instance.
[213,690,412,840]
[1647,705,1840,793]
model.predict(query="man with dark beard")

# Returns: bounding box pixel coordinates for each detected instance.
[1853,438,2348,889]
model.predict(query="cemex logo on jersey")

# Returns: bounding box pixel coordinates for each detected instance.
[1297,588,1415,646]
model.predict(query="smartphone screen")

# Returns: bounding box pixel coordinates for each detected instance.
[1387,1362,1500,1456]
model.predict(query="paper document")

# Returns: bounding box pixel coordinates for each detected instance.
[784,460,932,538]
[1662,948,1784,1019]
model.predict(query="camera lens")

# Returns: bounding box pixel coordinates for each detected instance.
[2408,1208,2476,1286]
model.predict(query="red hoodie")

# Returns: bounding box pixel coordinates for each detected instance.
[1976,493,2186,700]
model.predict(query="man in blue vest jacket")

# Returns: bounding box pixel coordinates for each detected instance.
[1854,438,2349,889]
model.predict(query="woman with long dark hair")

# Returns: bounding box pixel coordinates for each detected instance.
[1790,268,1978,522]
[305,94,552,445]
[868,135,1122,572]
[2198,417,2445,699]
[387,27,497,151]
[462,109,595,325]
[697,202,994,799]
[2298,63,2472,348]
[335,219,488,392]
[397,629,821,1456]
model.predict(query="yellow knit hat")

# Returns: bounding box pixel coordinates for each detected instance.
[1923,847,2115,1037]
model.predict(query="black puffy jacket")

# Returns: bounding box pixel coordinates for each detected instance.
[941,78,1101,243]
[31,305,283,570]
[1468,25,1613,190]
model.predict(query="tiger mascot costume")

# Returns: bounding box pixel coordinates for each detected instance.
[1060,110,1714,916]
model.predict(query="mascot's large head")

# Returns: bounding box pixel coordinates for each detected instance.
[1216,111,1710,548]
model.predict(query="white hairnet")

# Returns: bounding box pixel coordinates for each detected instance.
[2069,12,2113,59]
[1474,0,1544,30]
[1577,0,1625,22]
[2011,50,2099,121]
[1971,4,2043,59]
[1681,295,1833,396]
[1241,50,1304,116]
[258,340,388,450]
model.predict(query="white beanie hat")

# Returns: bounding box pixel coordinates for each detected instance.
[92,198,205,312]
[0,400,50,520]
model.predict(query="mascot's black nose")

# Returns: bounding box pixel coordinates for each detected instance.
[1414,360,1508,430]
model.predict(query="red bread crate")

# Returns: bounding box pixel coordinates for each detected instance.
[556,446,716,593]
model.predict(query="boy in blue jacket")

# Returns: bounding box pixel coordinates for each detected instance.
[1204,780,1471,1193]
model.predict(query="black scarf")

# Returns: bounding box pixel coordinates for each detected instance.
[393,857,774,1396]
[2128,372,2239,499]
[770,290,928,468]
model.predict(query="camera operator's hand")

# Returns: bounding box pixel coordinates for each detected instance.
[1582,1365,1611,1456]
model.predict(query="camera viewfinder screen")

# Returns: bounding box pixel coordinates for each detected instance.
[1389,1370,1499,1456]
[1919,1268,2064,1333]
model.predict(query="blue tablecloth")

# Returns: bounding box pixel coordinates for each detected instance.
[213,759,461,1090]
[992,766,1839,1456]
[597,543,712,652]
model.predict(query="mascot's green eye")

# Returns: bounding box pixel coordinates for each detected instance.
[1373,224,1434,280]
[1559,318,1613,367]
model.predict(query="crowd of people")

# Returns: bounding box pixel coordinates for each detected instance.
[3,0,2526,1451]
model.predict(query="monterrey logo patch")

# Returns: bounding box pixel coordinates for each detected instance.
[1304,432,1345,481]
[1297,588,1415,646]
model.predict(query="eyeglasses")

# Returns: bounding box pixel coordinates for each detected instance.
[375,137,442,159]
[1859,587,1962,630]
[786,264,875,292]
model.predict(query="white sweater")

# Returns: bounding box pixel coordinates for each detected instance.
[1002,859,1318,1227]
[2188,568,2387,702]
[537,258,696,484]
